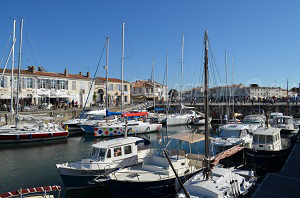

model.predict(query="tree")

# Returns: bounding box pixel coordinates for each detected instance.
[93,92,97,104]
[168,89,178,98]
[290,87,299,93]
[250,84,259,87]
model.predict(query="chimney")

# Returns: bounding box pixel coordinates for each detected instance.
[28,66,36,73]
[87,72,90,78]
[79,72,82,75]
[64,68,68,77]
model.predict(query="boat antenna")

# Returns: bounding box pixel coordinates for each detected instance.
[203,30,212,180]
[152,58,155,112]
[286,79,289,116]
[180,34,184,114]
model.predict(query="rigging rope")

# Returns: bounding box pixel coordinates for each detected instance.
[24,21,40,67]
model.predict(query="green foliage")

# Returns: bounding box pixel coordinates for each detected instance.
[250,84,259,87]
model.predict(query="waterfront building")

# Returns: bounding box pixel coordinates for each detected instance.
[130,80,168,103]
[94,77,131,106]
[0,66,93,108]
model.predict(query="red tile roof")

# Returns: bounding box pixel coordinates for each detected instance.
[95,77,129,84]
[0,69,91,80]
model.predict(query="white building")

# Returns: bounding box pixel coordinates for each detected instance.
[0,66,93,107]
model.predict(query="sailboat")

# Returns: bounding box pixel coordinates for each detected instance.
[162,35,193,126]
[0,19,68,143]
[93,23,162,137]
[177,31,256,198]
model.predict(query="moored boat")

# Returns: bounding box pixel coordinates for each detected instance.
[56,136,151,190]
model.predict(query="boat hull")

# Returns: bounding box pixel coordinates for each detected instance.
[57,168,108,190]
[245,147,291,172]
[0,131,68,143]
[108,172,197,198]
[80,125,95,134]
[94,123,162,137]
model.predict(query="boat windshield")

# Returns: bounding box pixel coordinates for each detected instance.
[219,130,241,138]
[86,115,106,120]
[90,148,107,159]
[77,113,89,119]
[243,116,262,124]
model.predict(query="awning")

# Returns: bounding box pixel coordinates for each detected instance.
[0,95,11,99]
[122,112,148,117]
[168,133,214,143]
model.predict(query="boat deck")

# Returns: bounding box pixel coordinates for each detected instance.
[252,136,300,198]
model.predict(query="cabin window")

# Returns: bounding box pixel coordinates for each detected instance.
[99,148,107,159]
[124,145,132,155]
[259,135,265,143]
[114,147,122,157]
[253,135,258,143]
[107,149,111,158]
[266,135,273,143]
[90,148,99,158]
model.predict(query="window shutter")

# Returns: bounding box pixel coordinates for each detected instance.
[57,80,60,90]
[3,76,7,88]
[66,81,68,90]
[33,78,36,89]
[46,79,51,89]
[37,79,41,89]
[23,77,26,89]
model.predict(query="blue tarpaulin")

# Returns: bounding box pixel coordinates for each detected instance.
[106,110,122,116]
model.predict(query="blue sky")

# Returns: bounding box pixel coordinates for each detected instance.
[1,0,300,90]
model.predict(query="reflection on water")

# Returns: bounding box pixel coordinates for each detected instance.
[0,124,215,197]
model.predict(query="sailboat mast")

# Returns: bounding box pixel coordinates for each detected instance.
[225,51,229,124]
[105,37,109,122]
[180,34,184,107]
[10,19,16,124]
[286,79,289,115]
[166,54,168,127]
[121,22,125,113]
[232,55,234,119]
[152,58,155,111]
[15,18,24,128]
[204,30,211,180]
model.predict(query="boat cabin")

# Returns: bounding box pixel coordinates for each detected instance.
[272,116,297,129]
[82,137,149,169]
[269,112,283,123]
[218,124,250,139]
[243,115,266,126]
[251,128,290,151]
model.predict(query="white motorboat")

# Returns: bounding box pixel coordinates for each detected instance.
[242,114,266,134]
[269,112,283,123]
[56,136,151,190]
[62,109,106,133]
[271,115,299,143]
[190,111,212,125]
[245,127,293,172]
[212,124,253,153]
[79,114,118,134]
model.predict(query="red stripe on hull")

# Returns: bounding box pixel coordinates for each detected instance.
[53,131,69,137]
[32,133,51,139]
[0,135,17,140]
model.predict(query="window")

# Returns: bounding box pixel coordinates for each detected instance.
[124,145,132,155]
[26,78,33,88]
[124,85,128,91]
[109,84,114,91]
[72,81,76,90]
[0,77,4,88]
[90,148,99,158]
[253,135,258,143]
[116,84,121,91]
[107,149,111,158]
[266,135,273,143]
[146,88,149,93]
[125,96,128,103]
[114,147,122,157]
[259,135,265,143]
[50,80,56,89]
[80,82,84,89]
[40,79,46,89]
[60,80,65,89]
[99,148,106,160]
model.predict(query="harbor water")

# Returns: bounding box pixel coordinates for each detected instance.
[0,125,212,197]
